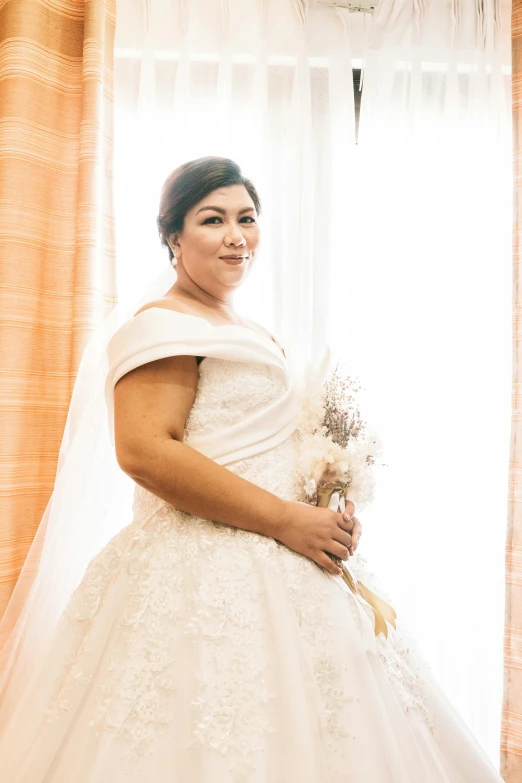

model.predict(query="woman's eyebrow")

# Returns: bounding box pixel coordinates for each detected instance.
[195,206,255,215]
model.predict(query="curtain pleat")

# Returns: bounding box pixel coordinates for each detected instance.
[502,4,522,779]
[0,0,117,647]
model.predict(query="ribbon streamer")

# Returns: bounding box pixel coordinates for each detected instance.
[338,563,397,639]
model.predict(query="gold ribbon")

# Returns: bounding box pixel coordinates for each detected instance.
[316,481,350,507]
[338,564,397,639]
[316,482,397,639]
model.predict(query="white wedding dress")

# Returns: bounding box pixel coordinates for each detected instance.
[0,309,504,782]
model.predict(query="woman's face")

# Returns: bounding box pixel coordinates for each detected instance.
[169,184,260,295]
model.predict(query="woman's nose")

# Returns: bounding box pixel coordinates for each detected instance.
[225,226,246,246]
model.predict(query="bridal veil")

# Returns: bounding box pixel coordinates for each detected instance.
[0,264,178,726]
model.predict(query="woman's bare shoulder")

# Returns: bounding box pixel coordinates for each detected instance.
[133,295,196,318]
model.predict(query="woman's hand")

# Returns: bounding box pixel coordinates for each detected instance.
[274,500,354,576]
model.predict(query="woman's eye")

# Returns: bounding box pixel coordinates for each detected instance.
[202,215,256,225]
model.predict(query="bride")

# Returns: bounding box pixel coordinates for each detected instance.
[0,156,504,782]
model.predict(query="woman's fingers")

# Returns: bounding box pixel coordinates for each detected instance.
[315,551,343,575]
[344,499,355,518]
[342,495,362,552]
[331,520,352,550]
[325,540,350,561]
[338,516,354,534]
[332,524,352,549]
[351,516,362,551]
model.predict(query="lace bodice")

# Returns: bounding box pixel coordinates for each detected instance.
[184,358,288,440]
[132,358,302,523]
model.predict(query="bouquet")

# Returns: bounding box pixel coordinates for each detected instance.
[295,348,397,638]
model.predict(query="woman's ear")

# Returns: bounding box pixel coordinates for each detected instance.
[166,235,180,261]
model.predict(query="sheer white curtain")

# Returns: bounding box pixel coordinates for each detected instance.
[113,0,512,765]
[329,0,512,766]
[114,0,359,367]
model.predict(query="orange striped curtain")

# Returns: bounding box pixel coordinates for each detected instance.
[503,2,522,779]
[0,0,117,647]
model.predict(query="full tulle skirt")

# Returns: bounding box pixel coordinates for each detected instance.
[0,499,502,782]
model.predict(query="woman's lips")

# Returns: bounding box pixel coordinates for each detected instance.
[219,256,247,266]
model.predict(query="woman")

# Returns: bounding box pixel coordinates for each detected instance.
[0,157,504,781]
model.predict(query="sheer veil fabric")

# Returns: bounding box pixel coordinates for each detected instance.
[0,265,178,728]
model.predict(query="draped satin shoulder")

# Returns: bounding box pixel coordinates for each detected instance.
[104,307,300,465]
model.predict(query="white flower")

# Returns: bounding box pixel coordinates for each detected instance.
[303,478,317,498]
[295,351,384,511]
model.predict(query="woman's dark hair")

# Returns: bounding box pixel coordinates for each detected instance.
[157,156,262,264]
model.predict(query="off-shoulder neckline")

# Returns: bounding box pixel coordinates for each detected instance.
[132,306,287,361]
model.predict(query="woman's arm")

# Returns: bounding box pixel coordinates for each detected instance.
[114,348,353,575]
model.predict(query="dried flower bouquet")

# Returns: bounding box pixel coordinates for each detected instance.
[295,348,396,638]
